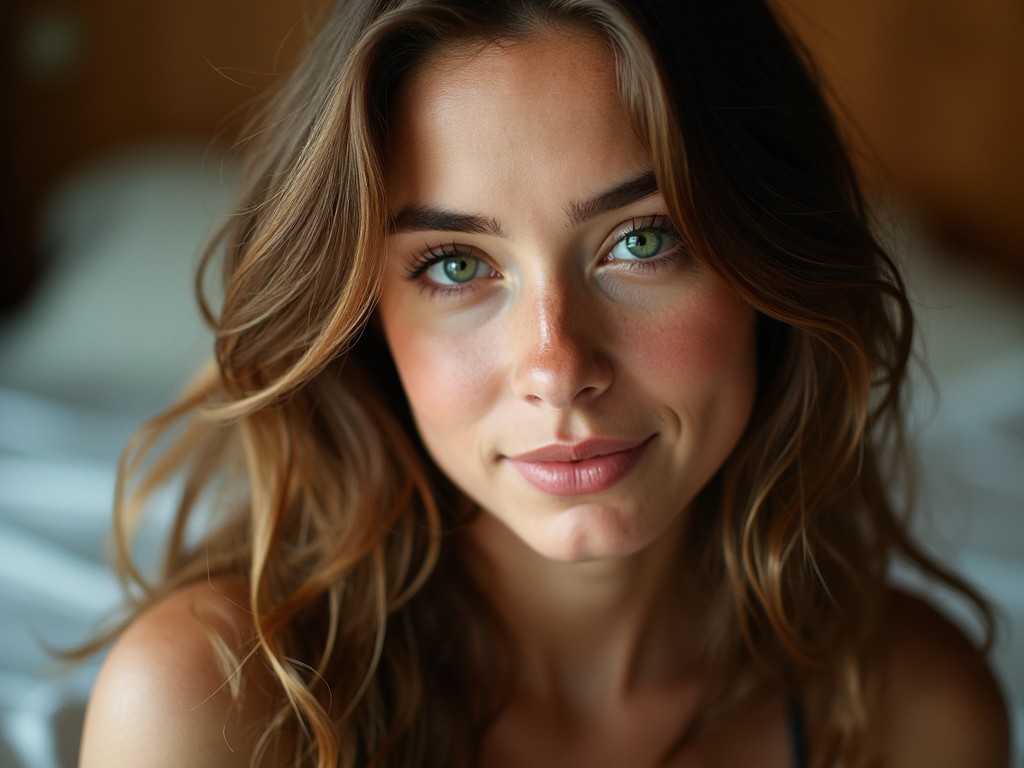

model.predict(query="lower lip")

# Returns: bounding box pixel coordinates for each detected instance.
[506,438,652,497]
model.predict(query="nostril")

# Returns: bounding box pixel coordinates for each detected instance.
[511,292,612,408]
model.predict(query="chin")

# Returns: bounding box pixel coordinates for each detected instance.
[527,502,668,563]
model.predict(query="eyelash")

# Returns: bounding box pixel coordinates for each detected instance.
[604,216,683,271]
[403,243,492,299]
[403,215,684,298]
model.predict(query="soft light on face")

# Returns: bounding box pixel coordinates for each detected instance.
[376,29,757,563]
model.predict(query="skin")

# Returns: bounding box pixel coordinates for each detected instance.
[378,33,758,567]
[79,578,289,768]
[79,29,1010,768]
[375,26,760,753]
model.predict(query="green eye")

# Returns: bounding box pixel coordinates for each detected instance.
[625,230,661,258]
[426,254,483,285]
[612,228,665,260]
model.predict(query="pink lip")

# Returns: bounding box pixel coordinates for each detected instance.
[505,436,654,496]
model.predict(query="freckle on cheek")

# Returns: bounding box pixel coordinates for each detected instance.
[627,294,755,387]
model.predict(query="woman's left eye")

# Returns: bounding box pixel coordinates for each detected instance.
[607,223,679,262]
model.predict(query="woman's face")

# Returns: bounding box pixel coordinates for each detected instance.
[378,30,757,563]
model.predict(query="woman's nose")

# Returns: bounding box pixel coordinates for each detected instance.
[510,284,612,409]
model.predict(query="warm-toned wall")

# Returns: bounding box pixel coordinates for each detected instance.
[3,0,318,310]
[774,0,1024,282]
[5,0,1023,311]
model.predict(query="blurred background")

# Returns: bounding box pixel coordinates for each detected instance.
[0,0,1021,765]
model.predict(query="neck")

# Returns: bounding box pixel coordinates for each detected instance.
[460,510,703,717]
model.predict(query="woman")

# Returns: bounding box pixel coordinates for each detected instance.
[79,1,1009,766]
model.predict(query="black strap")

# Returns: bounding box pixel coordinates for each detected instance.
[788,701,809,768]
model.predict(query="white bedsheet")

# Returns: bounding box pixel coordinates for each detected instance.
[0,144,231,767]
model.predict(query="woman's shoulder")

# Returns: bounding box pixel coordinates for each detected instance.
[875,590,1010,767]
[80,576,279,768]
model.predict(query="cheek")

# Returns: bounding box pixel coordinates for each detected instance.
[384,321,500,433]
[623,285,757,393]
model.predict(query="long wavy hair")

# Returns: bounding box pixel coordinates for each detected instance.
[103,1,991,766]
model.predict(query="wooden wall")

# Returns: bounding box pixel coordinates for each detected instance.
[2,0,317,310]
[774,0,1024,282]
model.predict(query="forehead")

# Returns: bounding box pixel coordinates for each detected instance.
[400,28,618,112]
[384,30,648,206]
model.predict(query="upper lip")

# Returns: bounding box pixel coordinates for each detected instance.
[506,436,652,463]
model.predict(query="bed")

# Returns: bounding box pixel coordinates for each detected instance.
[0,143,236,767]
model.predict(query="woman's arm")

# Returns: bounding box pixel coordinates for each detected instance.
[80,578,278,768]
[879,592,1010,768]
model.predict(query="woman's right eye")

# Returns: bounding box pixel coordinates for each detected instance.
[403,246,499,297]
[424,253,486,286]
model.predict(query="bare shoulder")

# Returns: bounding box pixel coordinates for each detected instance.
[878,590,1010,768]
[80,577,279,768]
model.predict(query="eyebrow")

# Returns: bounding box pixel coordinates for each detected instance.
[565,169,659,228]
[388,168,659,236]
[389,207,506,237]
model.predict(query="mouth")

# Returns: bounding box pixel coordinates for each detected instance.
[504,435,655,496]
